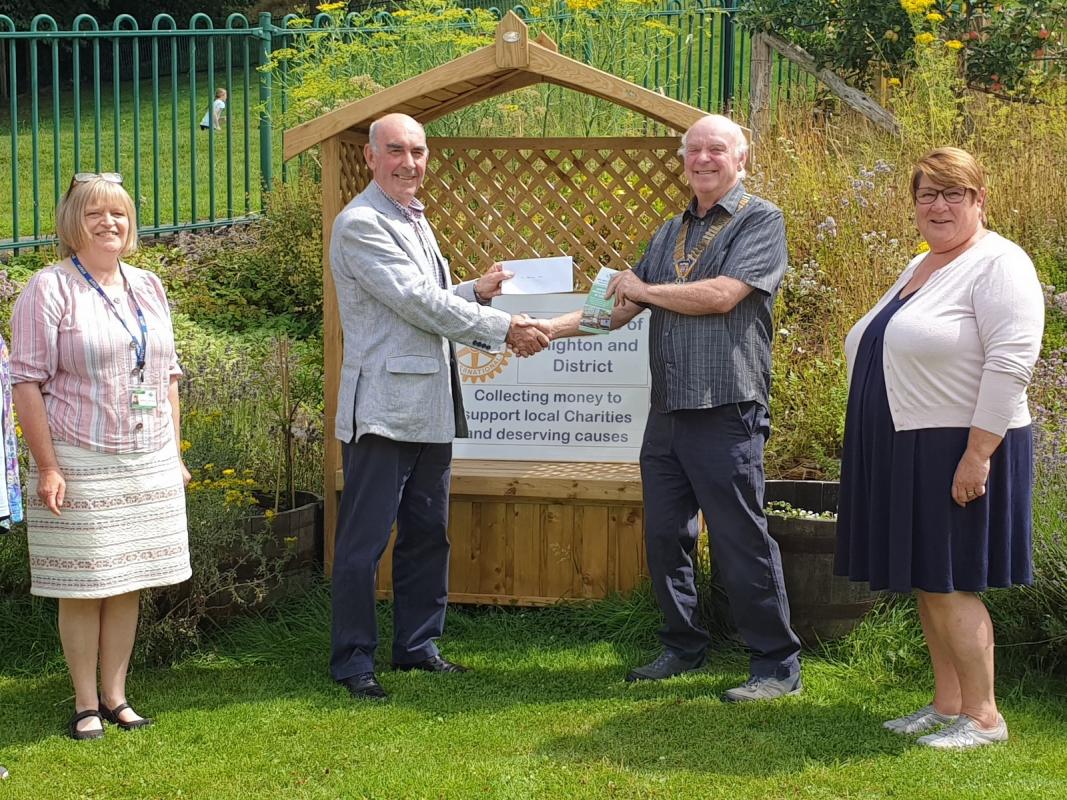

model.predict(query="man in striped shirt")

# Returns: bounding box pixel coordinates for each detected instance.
[538,114,802,702]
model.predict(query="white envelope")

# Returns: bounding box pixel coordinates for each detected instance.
[499,256,574,295]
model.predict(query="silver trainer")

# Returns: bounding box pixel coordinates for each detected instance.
[721,673,802,703]
[883,704,959,735]
[916,714,1008,750]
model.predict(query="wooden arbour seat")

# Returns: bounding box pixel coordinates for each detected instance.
[289,12,735,598]
[334,459,648,605]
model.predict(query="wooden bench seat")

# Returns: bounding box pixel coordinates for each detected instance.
[335,459,647,606]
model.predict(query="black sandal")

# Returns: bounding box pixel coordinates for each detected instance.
[99,699,153,731]
[68,709,105,740]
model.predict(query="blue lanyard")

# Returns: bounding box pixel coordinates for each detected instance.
[71,254,148,377]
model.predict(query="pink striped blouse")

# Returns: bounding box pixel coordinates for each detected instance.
[10,262,182,454]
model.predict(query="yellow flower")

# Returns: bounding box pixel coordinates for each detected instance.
[15,424,21,437]
[316,1,347,12]
[926,11,945,23]
[887,77,902,87]
[916,240,930,254]
[899,0,935,13]
[204,463,215,471]
[914,32,936,46]
[222,468,236,476]
[565,0,602,11]
[264,509,277,521]
[180,439,191,453]
[944,39,964,50]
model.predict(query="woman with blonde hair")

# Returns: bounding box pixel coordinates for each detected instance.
[11,173,190,739]
[835,147,1044,749]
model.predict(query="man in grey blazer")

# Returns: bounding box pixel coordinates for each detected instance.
[329,113,548,700]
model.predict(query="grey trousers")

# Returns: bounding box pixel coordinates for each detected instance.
[640,403,801,679]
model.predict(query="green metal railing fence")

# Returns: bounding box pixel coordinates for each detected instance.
[0,4,815,252]
[0,12,280,251]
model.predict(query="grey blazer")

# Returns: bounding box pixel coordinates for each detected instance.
[330,183,511,444]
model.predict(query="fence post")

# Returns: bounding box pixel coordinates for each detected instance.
[258,12,273,194]
[749,32,772,144]
[721,0,736,111]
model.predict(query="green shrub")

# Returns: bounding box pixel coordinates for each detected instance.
[150,176,323,334]
[737,0,1067,96]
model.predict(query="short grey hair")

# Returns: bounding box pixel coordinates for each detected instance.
[677,115,749,178]
[367,115,427,153]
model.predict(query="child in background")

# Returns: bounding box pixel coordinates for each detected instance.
[200,88,227,131]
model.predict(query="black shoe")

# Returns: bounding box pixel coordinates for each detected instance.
[339,672,388,700]
[99,698,153,731]
[625,650,706,682]
[68,709,105,740]
[392,655,469,673]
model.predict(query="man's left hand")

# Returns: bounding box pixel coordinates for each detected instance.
[475,262,514,302]
[606,270,650,307]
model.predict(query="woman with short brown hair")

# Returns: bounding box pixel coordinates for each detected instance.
[835,147,1044,749]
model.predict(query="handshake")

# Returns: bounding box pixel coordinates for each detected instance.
[505,315,553,357]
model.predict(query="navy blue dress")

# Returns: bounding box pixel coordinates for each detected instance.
[835,292,1033,593]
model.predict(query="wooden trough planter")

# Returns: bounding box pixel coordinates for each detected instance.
[374,460,647,605]
[764,480,878,644]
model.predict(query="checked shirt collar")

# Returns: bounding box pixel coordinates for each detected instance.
[372,180,444,287]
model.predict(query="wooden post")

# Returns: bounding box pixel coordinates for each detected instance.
[320,135,344,575]
[748,33,773,145]
[760,31,900,136]
[495,11,529,69]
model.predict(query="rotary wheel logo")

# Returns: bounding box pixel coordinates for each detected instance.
[457,346,510,383]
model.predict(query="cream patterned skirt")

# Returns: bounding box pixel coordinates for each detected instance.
[27,438,191,598]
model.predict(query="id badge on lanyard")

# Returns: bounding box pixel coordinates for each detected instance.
[130,386,157,410]
[71,255,152,410]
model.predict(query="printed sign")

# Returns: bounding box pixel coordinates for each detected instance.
[453,293,651,462]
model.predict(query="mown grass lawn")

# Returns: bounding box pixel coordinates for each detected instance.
[1,583,1065,800]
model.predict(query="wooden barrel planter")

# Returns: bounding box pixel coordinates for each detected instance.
[202,491,324,622]
[764,480,878,645]
[152,492,324,627]
[241,491,324,594]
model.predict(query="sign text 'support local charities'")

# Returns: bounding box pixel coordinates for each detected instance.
[453,294,651,463]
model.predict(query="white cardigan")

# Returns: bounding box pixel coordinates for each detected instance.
[844,232,1044,435]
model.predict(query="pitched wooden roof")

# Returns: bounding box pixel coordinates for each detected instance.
[284,11,716,159]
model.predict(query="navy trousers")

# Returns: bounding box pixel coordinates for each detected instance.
[640,403,801,679]
[330,434,452,680]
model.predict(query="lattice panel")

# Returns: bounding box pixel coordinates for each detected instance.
[339,139,371,212]
[335,136,688,288]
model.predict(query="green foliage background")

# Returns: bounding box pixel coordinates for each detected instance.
[737,0,1067,95]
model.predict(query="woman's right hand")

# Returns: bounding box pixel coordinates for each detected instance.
[36,468,65,516]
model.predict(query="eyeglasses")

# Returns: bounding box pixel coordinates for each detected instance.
[915,186,969,205]
[72,172,123,185]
